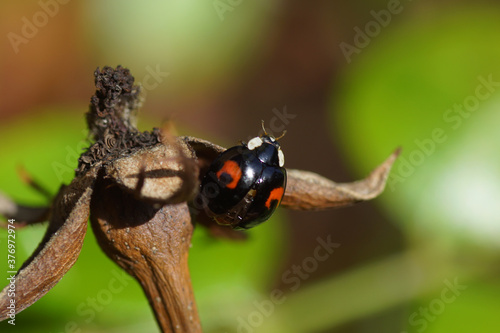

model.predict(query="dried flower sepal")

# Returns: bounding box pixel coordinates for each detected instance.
[281,148,401,210]
[0,168,97,320]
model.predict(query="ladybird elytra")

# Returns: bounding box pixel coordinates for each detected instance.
[216,160,242,189]
[265,187,285,209]
[198,124,287,230]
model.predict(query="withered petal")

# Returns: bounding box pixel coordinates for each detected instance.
[181,136,225,182]
[281,148,401,210]
[0,169,97,320]
[106,138,199,204]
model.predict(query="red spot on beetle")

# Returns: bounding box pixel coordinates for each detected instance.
[217,160,242,189]
[265,187,284,209]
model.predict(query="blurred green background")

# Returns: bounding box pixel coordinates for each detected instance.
[1,1,499,332]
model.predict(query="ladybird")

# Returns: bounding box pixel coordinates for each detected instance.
[198,123,287,230]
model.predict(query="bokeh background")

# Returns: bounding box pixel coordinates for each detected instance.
[1,1,499,332]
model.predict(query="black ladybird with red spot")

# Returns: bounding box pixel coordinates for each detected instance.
[198,124,286,230]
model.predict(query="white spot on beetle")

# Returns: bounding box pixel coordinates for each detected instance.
[278,149,285,167]
[247,137,263,150]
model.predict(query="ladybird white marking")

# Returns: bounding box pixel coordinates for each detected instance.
[247,137,263,150]
[278,148,285,167]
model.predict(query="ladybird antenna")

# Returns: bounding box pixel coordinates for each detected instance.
[275,130,287,141]
[260,120,268,136]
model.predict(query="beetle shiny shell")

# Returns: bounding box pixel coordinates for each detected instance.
[198,132,286,230]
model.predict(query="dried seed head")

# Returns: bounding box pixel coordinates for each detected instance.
[77,66,160,175]
[87,65,140,139]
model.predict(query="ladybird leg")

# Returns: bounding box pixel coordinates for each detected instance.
[194,210,248,240]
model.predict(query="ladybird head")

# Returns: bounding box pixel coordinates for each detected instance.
[246,122,285,167]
